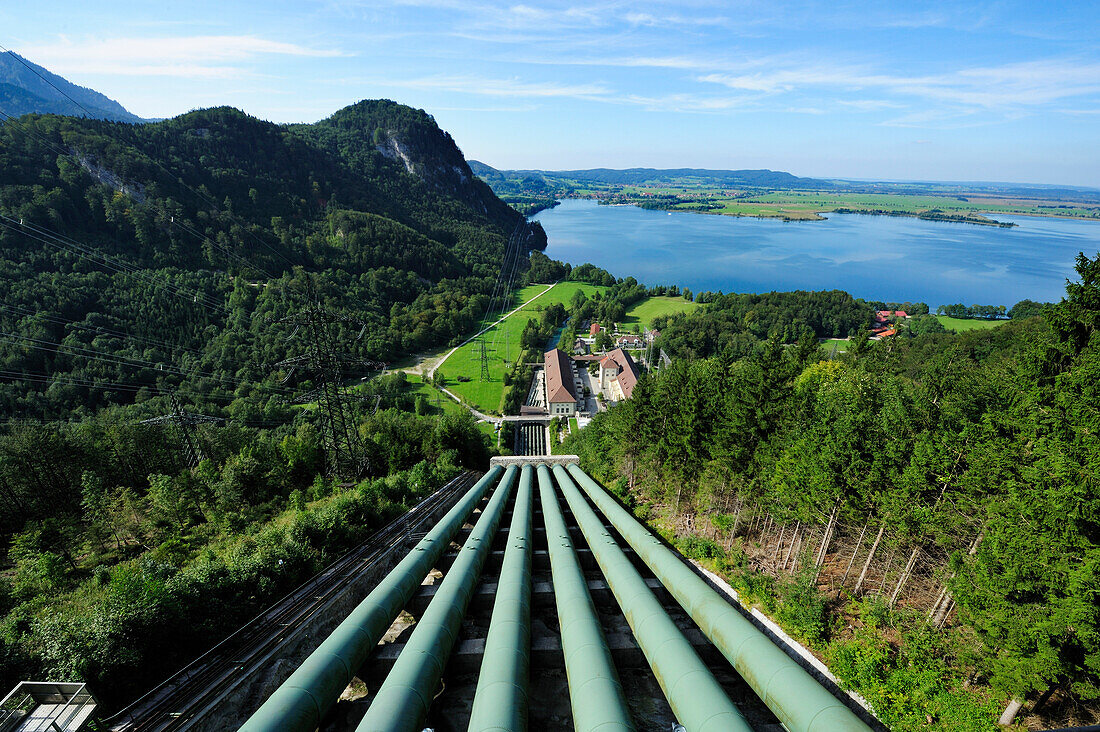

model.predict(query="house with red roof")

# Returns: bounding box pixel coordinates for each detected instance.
[599,347,640,401]
[544,348,579,416]
[875,310,909,323]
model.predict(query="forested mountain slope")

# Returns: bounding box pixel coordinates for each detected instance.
[0,99,545,420]
[0,99,540,705]
[0,53,143,122]
[469,160,828,189]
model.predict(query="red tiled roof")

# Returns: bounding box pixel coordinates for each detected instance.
[544,348,578,404]
[605,347,639,399]
[589,323,601,335]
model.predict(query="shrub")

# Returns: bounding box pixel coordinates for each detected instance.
[677,535,725,560]
[776,566,831,645]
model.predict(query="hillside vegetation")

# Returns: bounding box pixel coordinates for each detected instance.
[564,254,1100,730]
[0,99,545,422]
[0,98,548,706]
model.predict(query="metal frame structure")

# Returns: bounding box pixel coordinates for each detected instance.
[0,682,98,732]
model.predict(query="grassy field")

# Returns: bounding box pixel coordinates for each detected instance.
[400,374,498,441]
[402,374,466,416]
[622,295,702,327]
[436,281,607,413]
[936,315,1008,332]
[820,338,849,355]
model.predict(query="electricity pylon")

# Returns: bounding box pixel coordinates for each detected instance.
[478,338,492,382]
[270,280,377,480]
[140,392,224,468]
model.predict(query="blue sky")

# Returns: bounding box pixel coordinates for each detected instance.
[3,0,1099,186]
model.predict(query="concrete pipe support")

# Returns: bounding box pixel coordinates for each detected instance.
[238,466,505,732]
[537,464,635,732]
[467,464,535,732]
[552,465,751,732]
[566,463,872,732]
[354,465,518,732]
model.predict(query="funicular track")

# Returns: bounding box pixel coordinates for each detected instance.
[104,471,480,732]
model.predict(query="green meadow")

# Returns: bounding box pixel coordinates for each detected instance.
[622,296,701,327]
[935,315,1008,332]
[437,281,606,413]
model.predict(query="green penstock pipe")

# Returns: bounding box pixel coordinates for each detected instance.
[552,465,751,732]
[355,465,518,732]
[566,463,873,732]
[536,464,635,732]
[238,466,505,732]
[468,465,534,732]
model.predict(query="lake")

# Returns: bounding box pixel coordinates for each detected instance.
[531,199,1100,306]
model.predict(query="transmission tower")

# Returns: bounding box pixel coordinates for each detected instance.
[271,280,375,480]
[478,338,492,382]
[140,392,224,468]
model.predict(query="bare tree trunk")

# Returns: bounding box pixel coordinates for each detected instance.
[855,522,886,594]
[842,521,869,586]
[789,531,803,572]
[997,697,1024,726]
[889,546,921,607]
[782,522,800,570]
[878,543,898,595]
[1032,683,1058,715]
[730,494,743,541]
[773,525,787,562]
[932,592,954,627]
[937,598,957,627]
[931,530,983,626]
[816,501,840,567]
[927,584,950,622]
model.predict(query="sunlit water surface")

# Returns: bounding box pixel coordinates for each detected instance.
[532,199,1100,305]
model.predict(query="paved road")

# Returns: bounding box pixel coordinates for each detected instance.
[402,282,560,427]
[424,282,557,380]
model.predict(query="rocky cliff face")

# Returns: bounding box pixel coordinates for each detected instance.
[309,99,546,249]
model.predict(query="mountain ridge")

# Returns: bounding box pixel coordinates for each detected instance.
[0,97,542,422]
[468,160,827,188]
[0,52,144,122]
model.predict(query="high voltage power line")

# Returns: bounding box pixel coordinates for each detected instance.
[0,43,301,274]
[0,303,209,358]
[0,215,231,314]
[0,331,299,398]
[0,41,525,458]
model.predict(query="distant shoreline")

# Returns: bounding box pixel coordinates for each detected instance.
[544,194,1100,227]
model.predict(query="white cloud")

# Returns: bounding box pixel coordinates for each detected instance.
[697,58,1100,113]
[18,35,349,78]
[837,99,905,111]
[370,75,612,99]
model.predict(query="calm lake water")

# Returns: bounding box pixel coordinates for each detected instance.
[532,199,1100,306]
